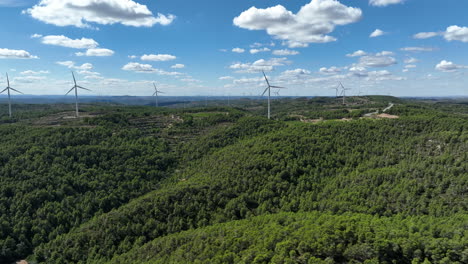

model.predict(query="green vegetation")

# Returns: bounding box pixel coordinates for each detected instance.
[0,96,466,264]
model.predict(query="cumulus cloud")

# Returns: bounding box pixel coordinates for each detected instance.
[400,47,437,52]
[250,48,270,54]
[229,57,290,73]
[282,69,311,76]
[76,48,114,57]
[56,61,93,70]
[219,76,234,80]
[444,25,468,42]
[358,52,397,67]
[413,26,468,43]
[435,60,467,72]
[41,35,98,49]
[272,49,299,56]
[319,66,341,75]
[122,62,181,75]
[370,29,386,38]
[369,0,404,7]
[232,48,245,53]
[141,54,176,61]
[171,64,185,69]
[233,0,362,48]
[24,0,175,28]
[346,50,367,57]
[0,48,38,59]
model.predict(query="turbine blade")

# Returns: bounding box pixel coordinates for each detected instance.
[77,86,91,91]
[270,86,286,89]
[0,88,7,94]
[9,88,23,94]
[261,87,269,96]
[158,91,165,94]
[153,92,157,96]
[6,73,10,87]
[262,70,271,87]
[72,71,77,85]
[65,87,75,96]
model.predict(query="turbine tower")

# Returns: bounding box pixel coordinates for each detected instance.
[153,82,164,107]
[339,82,351,105]
[261,70,285,119]
[1,73,23,118]
[66,71,91,117]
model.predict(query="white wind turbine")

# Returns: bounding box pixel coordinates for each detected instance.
[261,70,285,119]
[1,73,23,118]
[66,71,91,117]
[152,82,164,107]
[338,82,351,105]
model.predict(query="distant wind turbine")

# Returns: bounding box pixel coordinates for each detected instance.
[273,90,281,96]
[331,83,340,98]
[261,70,285,119]
[1,73,23,118]
[338,82,351,105]
[153,82,164,107]
[66,71,91,117]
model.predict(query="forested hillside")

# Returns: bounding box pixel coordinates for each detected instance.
[0,97,466,264]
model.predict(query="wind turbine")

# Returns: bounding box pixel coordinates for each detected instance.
[152,82,164,107]
[66,71,91,117]
[1,73,23,118]
[273,90,281,96]
[331,83,340,98]
[338,82,351,105]
[261,70,285,119]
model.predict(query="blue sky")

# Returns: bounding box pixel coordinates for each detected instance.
[0,0,467,96]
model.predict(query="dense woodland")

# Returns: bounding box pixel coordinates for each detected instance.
[0,96,466,264]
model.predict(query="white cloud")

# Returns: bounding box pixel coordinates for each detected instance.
[31,33,42,39]
[413,32,440,39]
[122,62,181,75]
[250,48,270,54]
[405,64,416,69]
[141,54,176,61]
[319,66,341,75]
[20,70,49,75]
[444,25,468,42]
[272,49,299,56]
[171,64,185,69]
[358,53,397,68]
[400,47,437,52]
[0,48,38,59]
[233,0,362,48]
[41,35,98,49]
[369,0,404,7]
[370,29,386,38]
[346,50,367,57]
[229,57,290,73]
[435,60,467,72]
[232,48,245,53]
[219,76,234,80]
[24,0,175,28]
[128,55,137,59]
[282,69,311,75]
[404,57,418,64]
[76,48,114,57]
[56,61,93,70]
